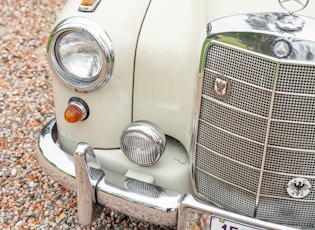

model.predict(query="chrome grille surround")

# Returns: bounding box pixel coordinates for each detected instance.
[192,13,315,229]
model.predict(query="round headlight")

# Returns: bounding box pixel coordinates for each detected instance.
[48,17,114,92]
[56,31,102,82]
[120,121,166,166]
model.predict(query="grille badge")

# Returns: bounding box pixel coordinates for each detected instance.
[212,76,231,100]
[287,178,311,199]
[272,38,292,59]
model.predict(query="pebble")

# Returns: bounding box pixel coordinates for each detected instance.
[0,0,176,229]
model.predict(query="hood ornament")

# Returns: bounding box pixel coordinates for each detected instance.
[277,0,309,31]
[279,0,309,13]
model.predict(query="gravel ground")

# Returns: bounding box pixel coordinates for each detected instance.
[0,0,176,229]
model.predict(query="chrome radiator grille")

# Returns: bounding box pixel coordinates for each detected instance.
[194,43,315,229]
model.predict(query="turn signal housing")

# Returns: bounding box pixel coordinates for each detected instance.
[81,0,95,6]
[64,98,89,123]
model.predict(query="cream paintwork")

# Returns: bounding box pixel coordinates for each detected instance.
[134,0,207,152]
[133,0,315,152]
[93,137,194,194]
[51,0,151,153]
[53,0,315,153]
[42,0,315,227]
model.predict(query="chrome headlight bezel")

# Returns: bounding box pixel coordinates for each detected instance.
[48,17,114,93]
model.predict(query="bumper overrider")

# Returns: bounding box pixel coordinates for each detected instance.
[37,119,299,229]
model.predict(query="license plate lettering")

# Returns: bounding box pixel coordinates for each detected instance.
[221,224,239,230]
[210,216,263,230]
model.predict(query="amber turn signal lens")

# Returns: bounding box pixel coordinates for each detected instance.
[64,104,84,123]
[64,98,89,123]
[81,0,95,6]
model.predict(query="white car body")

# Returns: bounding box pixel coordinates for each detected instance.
[37,0,315,229]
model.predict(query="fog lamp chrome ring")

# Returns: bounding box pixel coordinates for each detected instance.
[120,121,166,166]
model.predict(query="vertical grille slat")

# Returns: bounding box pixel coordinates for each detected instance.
[194,42,315,229]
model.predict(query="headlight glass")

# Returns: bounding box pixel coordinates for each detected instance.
[56,31,102,83]
[48,17,114,92]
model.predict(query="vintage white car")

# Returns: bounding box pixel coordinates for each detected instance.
[37,0,315,229]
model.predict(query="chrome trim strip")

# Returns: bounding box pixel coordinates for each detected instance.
[37,119,181,226]
[254,63,280,216]
[268,119,315,125]
[190,72,205,202]
[208,14,315,59]
[259,193,315,202]
[265,144,315,153]
[275,91,315,97]
[178,194,299,230]
[37,119,76,178]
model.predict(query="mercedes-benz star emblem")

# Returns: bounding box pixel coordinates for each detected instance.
[277,0,308,31]
[279,0,309,13]
[287,178,311,199]
[272,38,292,59]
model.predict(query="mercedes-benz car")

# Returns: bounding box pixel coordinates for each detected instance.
[37,0,315,229]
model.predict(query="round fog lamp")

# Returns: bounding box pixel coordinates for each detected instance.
[120,121,166,166]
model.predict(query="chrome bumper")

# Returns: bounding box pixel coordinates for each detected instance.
[37,119,299,230]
